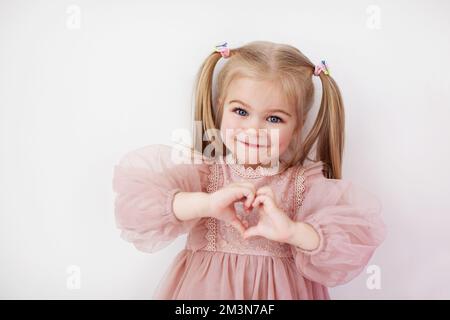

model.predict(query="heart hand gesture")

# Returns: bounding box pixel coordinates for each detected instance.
[242,186,294,243]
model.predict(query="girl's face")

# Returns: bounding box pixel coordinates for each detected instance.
[219,77,297,168]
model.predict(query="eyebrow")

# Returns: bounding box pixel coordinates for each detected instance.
[228,99,292,117]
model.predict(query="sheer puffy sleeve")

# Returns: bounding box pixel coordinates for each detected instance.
[112,144,211,253]
[290,161,387,287]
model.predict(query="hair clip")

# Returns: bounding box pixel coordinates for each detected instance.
[314,60,330,76]
[214,41,231,58]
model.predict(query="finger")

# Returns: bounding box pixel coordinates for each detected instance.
[236,181,257,191]
[252,194,276,211]
[256,185,275,198]
[252,194,270,207]
[242,225,260,240]
[252,195,263,208]
[231,185,256,209]
[256,186,278,207]
[226,186,253,203]
[235,182,257,207]
[235,214,248,226]
[235,215,249,228]
[235,182,257,193]
[244,190,255,209]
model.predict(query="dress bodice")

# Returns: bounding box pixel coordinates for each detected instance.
[186,157,308,258]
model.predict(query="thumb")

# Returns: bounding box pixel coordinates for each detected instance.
[243,225,260,240]
[230,220,247,238]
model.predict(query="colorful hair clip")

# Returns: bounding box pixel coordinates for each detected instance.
[214,41,231,58]
[314,60,330,76]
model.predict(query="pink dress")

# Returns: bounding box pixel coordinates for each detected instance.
[112,144,386,299]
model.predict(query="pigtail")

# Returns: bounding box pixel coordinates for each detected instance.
[189,41,345,177]
[192,51,224,157]
[301,73,345,179]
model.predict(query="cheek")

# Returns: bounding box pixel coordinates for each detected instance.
[221,113,240,130]
[272,127,294,152]
[220,115,239,145]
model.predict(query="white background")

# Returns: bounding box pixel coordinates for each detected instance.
[1,0,450,299]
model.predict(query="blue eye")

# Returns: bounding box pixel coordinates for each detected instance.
[233,107,248,117]
[267,116,282,123]
[232,107,283,123]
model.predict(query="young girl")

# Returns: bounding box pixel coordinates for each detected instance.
[112,40,386,299]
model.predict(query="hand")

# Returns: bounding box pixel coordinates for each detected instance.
[242,186,295,243]
[207,182,256,237]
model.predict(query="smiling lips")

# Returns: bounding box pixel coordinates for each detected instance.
[237,139,268,148]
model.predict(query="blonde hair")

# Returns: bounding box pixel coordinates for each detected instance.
[191,40,345,179]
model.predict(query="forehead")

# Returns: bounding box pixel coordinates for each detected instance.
[224,77,293,112]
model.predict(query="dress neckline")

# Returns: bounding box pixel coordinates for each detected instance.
[224,153,288,179]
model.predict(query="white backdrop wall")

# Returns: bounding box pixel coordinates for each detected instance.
[1,0,450,299]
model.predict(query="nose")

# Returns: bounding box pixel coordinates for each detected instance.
[244,116,266,132]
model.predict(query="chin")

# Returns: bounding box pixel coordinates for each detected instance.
[230,142,282,165]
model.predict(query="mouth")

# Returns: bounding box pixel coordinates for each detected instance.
[236,139,268,149]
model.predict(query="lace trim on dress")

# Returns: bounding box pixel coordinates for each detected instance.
[292,163,326,255]
[205,164,222,251]
[224,153,286,179]
[294,166,307,213]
